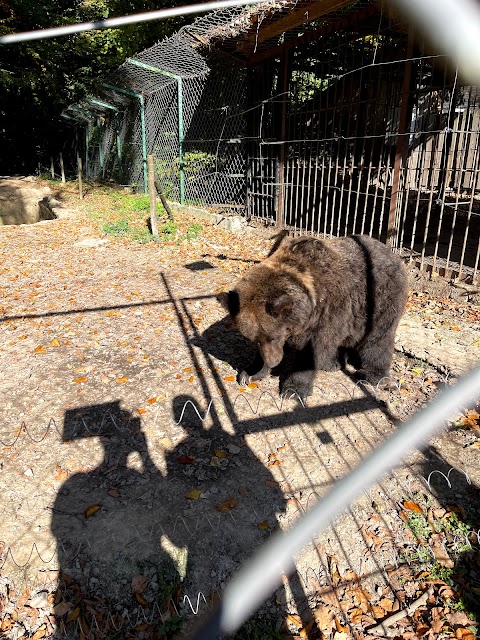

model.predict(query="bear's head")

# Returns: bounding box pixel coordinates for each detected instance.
[217,267,315,369]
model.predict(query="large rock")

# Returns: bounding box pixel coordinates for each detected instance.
[0,177,57,225]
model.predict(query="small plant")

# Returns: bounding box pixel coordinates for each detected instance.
[186,223,203,240]
[159,220,178,239]
[103,219,130,236]
[405,511,432,542]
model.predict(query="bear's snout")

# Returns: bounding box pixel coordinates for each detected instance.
[259,340,284,369]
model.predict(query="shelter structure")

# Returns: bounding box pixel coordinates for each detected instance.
[64,0,480,282]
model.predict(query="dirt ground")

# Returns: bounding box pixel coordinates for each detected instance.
[0,180,479,640]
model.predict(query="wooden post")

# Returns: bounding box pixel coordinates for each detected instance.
[387,30,414,247]
[277,52,289,228]
[59,152,66,184]
[147,155,159,239]
[77,154,83,200]
[154,176,175,221]
[50,156,55,179]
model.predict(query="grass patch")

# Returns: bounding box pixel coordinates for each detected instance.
[74,184,204,244]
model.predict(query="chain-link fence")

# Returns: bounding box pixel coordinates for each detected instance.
[64,0,480,282]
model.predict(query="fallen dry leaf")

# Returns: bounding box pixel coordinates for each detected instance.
[116,376,128,384]
[66,607,80,623]
[216,497,238,512]
[185,488,202,500]
[223,375,236,382]
[258,520,270,530]
[131,574,149,594]
[135,592,148,607]
[49,338,60,347]
[73,376,87,383]
[176,454,195,464]
[404,501,424,513]
[54,466,69,481]
[34,345,46,354]
[455,630,475,640]
[83,504,101,518]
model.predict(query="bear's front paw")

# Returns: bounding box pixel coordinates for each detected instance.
[238,370,251,386]
[354,368,389,385]
[281,372,313,400]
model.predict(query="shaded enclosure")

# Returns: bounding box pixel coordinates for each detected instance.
[64,0,480,282]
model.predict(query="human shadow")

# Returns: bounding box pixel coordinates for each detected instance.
[52,401,182,638]
[51,397,290,637]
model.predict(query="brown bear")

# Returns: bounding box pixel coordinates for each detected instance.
[217,234,408,397]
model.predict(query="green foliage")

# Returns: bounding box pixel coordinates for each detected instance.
[159,220,178,239]
[0,0,193,174]
[103,219,130,236]
[186,223,202,240]
[154,150,217,201]
[405,512,432,542]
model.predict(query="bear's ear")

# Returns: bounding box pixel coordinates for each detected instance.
[266,293,293,318]
[216,290,240,318]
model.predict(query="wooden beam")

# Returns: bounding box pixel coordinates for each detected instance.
[246,3,378,66]
[387,29,415,247]
[236,0,354,54]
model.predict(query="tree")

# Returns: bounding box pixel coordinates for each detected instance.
[0,0,190,174]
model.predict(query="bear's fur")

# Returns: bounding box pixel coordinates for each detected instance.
[217,234,408,397]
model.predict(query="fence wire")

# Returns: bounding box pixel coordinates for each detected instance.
[61,0,480,283]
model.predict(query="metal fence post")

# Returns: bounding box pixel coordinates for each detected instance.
[102,83,148,194]
[127,59,185,204]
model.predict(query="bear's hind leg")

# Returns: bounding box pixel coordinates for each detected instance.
[355,332,395,384]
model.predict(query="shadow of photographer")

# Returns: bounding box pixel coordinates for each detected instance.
[51,397,289,637]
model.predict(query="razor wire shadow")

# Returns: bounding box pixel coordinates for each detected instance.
[413,441,480,622]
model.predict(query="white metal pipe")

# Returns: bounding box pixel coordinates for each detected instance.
[205,367,480,636]
[387,0,480,86]
[0,0,265,45]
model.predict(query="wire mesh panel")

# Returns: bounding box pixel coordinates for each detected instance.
[62,0,480,281]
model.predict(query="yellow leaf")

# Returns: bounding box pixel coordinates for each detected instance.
[471,339,480,346]
[34,345,46,353]
[188,375,194,383]
[184,367,193,373]
[185,489,202,500]
[258,520,270,530]
[247,381,258,389]
[66,607,80,623]
[104,310,121,317]
[214,449,226,458]
[223,375,236,382]
[84,504,101,518]
[147,396,157,404]
[73,376,87,383]
[412,367,424,375]
[286,613,302,628]
[116,376,128,384]
[451,326,461,331]
[49,338,60,347]
[137,408,146,415]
